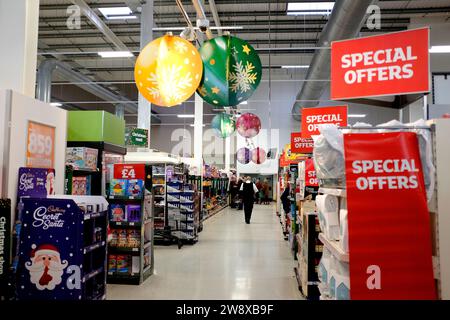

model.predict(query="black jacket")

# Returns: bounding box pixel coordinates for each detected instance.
[280,186,291,214]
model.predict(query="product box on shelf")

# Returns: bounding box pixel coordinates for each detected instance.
[66,147,98,171]
[110,204,126,222]
[110,179,127,196]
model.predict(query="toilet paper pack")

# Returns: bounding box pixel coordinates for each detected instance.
[316,194,340,240]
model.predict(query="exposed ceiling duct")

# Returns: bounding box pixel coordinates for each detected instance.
[291,0,376,121]
[36,59,161,124]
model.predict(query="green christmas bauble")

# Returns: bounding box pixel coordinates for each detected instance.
[197,35,262,107]
[211,113,236,138]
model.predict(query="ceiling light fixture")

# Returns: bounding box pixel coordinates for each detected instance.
[152,26,243,31]
[281,65,310,69]
[348,114,367,118]
[239,101,248,105]
[429,45,450,53]
[98,51,134,58]
[98,7,134,20]
[106,15,137,20]
[177,114,195,118]
[287,2,334,15]
[50,102,62,107]
[189,124,206,127]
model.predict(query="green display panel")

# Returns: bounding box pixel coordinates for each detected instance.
[67,111,125,146]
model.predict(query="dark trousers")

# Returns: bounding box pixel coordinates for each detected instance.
[244,200,254,223]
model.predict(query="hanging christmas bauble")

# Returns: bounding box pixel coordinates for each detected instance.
[236,148,251,164]
[251,147,266,165]
[135,34,203,107]
[236,113,261,138]
[197,35,262,107]
[211,113,236,138]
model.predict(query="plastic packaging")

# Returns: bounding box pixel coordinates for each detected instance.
[312,124,345,180]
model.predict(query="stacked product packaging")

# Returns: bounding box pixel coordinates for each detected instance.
[313,120,435,300]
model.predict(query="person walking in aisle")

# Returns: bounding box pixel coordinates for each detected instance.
[240,176,259,224]
[228,175,239,208]
[237,177,244,210]
[255,179,262,204]
[262,179,270,204]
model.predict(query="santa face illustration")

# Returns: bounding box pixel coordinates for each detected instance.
[45,172,55,195]
[25,244,68,290]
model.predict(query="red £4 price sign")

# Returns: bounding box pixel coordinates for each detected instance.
[113,164,145,180]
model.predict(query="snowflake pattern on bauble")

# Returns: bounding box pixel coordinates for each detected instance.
[229,61,258,93]
[147,65,193,104]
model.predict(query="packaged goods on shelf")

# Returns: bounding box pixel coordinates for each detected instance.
[339,209,349,253]
[318,247,332,299]
[328,255,350,300]
[312,124,345,183]
[66,147,98,171]
[316,194,340,241]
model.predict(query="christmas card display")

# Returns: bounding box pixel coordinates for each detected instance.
[110,204,126,222]
[71,176,92,195]
[126,205,141,223]
[17,168,56,198]
[127,180,144,198]
[116,255,130,274]
[108,255,117,273]
[110,179,126,197]
[66,147,98,171]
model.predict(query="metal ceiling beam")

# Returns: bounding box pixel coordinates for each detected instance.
[208,0,222,36]
[70,0,131,52]
[291,0,375,120]
[38,26,406,38]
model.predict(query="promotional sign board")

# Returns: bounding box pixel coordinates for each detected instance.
[343,132,436,300]
[305,158,318,187]
[301,106,348,138]
[125,128,149,147]
[291,132,314,154]
[17,198,84,300]
[113,164,145,180]
[331,28,430,100]
[26,121,55,168]
[18,168,56,198]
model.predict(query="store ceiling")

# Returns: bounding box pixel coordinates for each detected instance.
[37,0,450,125]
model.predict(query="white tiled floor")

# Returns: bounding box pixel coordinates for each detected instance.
[107,204,302,300]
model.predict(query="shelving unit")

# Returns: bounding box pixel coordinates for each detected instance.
[106,164,154,285]
[318,233,349,262]
[17,196,108,300]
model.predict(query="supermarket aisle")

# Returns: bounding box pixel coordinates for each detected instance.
[107,205,302,300]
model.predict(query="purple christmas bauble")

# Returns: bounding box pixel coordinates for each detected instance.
[236,147,251,164]
[251,147,266,164]
[236,113,261,138]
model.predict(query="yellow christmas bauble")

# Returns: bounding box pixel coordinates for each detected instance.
[135,35,203,107]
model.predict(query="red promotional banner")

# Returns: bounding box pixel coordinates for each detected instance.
[305,158,318,187]
[291,132,314,154]
[301,106,348,138]
[113,164,146,180]
[344,132,436,300]
[331,28,430,100]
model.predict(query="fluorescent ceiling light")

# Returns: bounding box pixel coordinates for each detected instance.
[107,15,137,20]
[177,114,195,118]
[287,11,332,15]
[98,7,133,20]
[348,114,367,118]
[239,101,248,105]
[287,2,335,11]
[50,102,62,107]
[189,124,206,127]
[429,45,450,53]
[281,65,309,69]
[98,51,133,58]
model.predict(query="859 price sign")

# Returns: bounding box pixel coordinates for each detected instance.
[26,121,55,168]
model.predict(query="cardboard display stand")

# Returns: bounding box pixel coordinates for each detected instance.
[0,89,67,225]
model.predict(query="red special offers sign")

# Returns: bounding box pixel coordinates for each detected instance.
[301,106,347,138]
[114,164,146,180]
[331,28,430,100]
[291,132,314,154]
[344,132,436,300]
[305,158,318,187]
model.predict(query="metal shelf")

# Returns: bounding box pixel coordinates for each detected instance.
[109,221,141,228]
[107,195,144,201]
[318,233,349,262]
[84,210,107,221]
[83,241,106,254]
[83,267,104,282]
